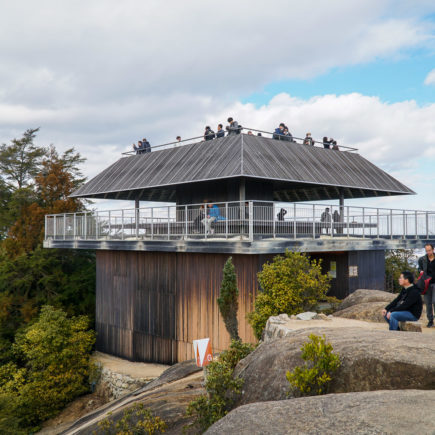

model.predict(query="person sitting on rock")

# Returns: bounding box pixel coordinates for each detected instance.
[382,271,422,331]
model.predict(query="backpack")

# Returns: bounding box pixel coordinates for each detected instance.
[416,271,431,295]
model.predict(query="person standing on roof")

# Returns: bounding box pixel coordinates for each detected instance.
[323,137,331,149]
[133,140,144,155]
[204,126,215,141]
[283,127,293,142]
[226,117,241,135]
[216,124,225,138]
[303,133,314,146]
[175,136,182,146]
[273,123,286,140]
[142,138,151,153]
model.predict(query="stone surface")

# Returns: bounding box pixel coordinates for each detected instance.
[313,313,331,321]
[338,289,395,310]
[399,321,422,332]
[333,301,388,323]
[295,311,317,320]
[61,360,205,435]
[206,390,435,435]
[234,327,435,405]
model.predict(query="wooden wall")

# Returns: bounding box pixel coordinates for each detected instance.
[96,249,385,364]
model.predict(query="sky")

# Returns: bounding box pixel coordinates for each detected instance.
[1,0,435,211]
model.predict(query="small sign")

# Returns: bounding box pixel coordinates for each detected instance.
[193,338,213,367]
[349,265,358,277]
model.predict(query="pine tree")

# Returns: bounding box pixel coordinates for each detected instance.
[218,257,240,341]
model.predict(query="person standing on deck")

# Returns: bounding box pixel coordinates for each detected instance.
[226,117,241,135]
[216,124,225,138]
[418,243,435,327]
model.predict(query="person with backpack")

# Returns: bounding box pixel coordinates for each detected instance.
[382,271,422,330]
[204,126,216,141]
[226,117,241,135]
[418,243,435,327]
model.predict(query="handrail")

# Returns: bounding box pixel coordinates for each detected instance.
[122,127,359,156]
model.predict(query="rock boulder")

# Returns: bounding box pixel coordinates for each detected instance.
[206,390,435,435]
[234,327,435,405]
[333,301,387,323]
[338,289,395,310]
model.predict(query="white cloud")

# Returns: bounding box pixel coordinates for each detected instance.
[424,69,435,85]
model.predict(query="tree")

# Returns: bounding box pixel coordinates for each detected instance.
[0,306,96,432]
[217,257,240,341]
[248,250,331,340]
[5,145,85,255]
[385,249,418,293]
[0,128,46,190]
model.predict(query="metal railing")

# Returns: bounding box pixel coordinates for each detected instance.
[45,201,435,243]
[123,128,358,156]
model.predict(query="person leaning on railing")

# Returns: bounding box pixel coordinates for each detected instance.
[142,138,151,153]
[216,124,225,138]
[226,117,241,135]
[204,126,216,141]
[133,140,143,155]
[303,132,314,146]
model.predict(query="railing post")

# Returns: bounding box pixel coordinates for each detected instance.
[151,208,154,240]
[185,205,188,239]
[54,215,57,239]
[426,212,429,239]
[293,203,296,239]
[390,209,393,239]
[376,208,379,239]
[84,212,87,240]
[63,213,66,240]
[248,201,253,241]
[330,206,333,238]
[415,210,418,239]
[121,209,124,240]
[225,203,228,239]
[402,210,406,239]
[312,205,315,239]
[362,208,365,238]
[96,211,99,239]
[136,208,139,239]
[44,215,48,240]
[347,206,349,238]
[167,206,170,240]
[108,210,111,239]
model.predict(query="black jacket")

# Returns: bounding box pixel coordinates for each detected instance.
[418,254,435,283]
[385,285,422,319]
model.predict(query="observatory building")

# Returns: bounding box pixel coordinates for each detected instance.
[44,131,434,364]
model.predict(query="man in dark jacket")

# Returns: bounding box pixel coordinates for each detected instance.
[216,124,225,138]
[204,126,215,141]
[418,243,435,327]
[382,271,422,330]
[273,123,286,140]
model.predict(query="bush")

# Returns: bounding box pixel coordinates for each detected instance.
[248,250,331,339]
[186,340,255,432]
[0,305,96,432]
[286,334,340,396]
[95,403,166,434]
[217,257,240,341]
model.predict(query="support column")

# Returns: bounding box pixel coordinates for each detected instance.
[135,199,140,238]
[339,191,345,223]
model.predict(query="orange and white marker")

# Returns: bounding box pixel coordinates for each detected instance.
[193,338,213,367]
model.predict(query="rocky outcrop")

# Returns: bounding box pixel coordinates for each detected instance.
[234,327,435,405]
[206,390,435,435]
[62,360,204,435]
[99,366,153,399]
[338,289,395,310]
[333,301,387,322]
[399,321,422,332]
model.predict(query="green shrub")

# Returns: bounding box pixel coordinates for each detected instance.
[186,340,255,432]
[95,403,166,434]
[286,334,340,396]
[0,305,96,432]
[248,250,331,339]
[217,257,240,341]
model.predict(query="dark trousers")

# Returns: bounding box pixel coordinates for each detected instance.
[424,284,435,322]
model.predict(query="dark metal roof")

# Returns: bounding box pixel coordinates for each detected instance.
[71,134,414,201]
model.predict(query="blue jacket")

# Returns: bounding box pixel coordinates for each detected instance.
[209,204,226,221]
[273,128,285,140]
[216,129,225,138]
